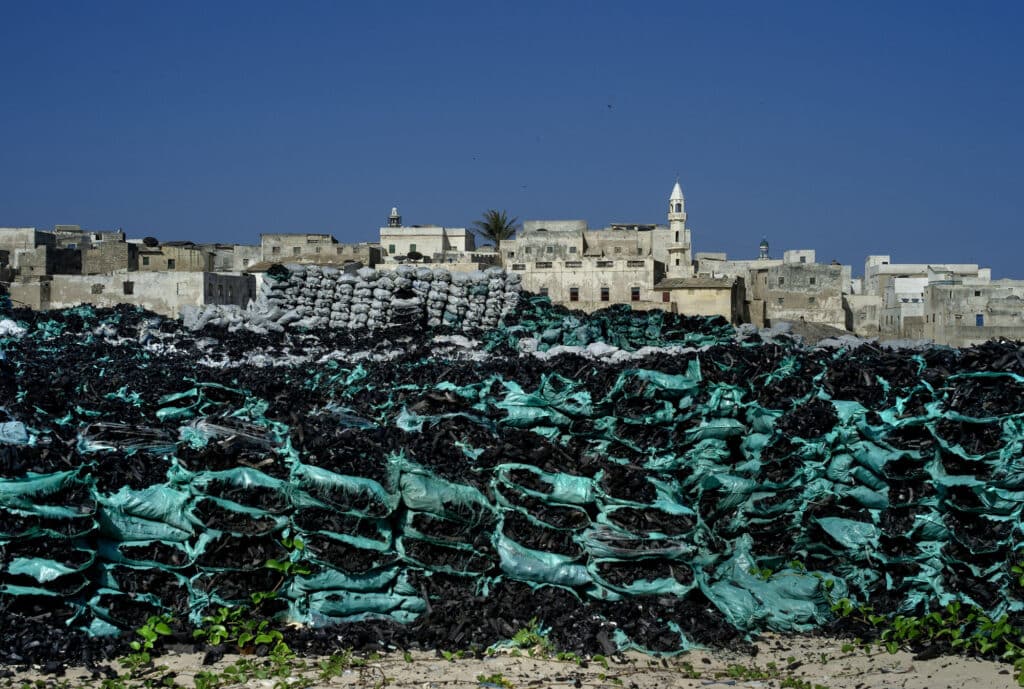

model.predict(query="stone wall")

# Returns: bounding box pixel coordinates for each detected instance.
[83,242,138,274]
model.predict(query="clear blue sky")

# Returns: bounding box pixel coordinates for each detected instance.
[2,1,1022,277]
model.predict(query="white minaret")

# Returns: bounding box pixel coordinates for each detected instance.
[387,207,402,228]
[668,180,686,231]
[666,179,693,277]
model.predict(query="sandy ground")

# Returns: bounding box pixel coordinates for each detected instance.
[3,635,1019,689]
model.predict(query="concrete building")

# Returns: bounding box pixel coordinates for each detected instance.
[880,277,928,339]
[763,254,846,329]
[652,276,744,322]
[379,207,479,264]
[863,255,989,298]
[502,181,694,312]
[53,225,125,250]
[260,233,381,267]
[10,272,255,318]
[920,273,1024,347]
[230,245,263,271]
[139,242,214,272]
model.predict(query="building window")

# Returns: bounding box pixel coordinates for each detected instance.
[627,260,645,267]
[675,258,680,266]
[536,261,552,268]
[388,244,396,254]
[800,256,806,263]
[569,246,577,253]
[600,287,610,301]
[675,232,679,242]
[614,247,622,254]
[777,298,784,304]
[976,314,984,327]
[410,244,417,253]
[507,251,515,258]
[809,277,816,285]
[511,263,526,270]
[525,247,532,254]
[271,246,281,255]
[662,291,670,302]
[539,287,548,297]
[975,290,981,296]
[778,277,784,286]
[631,287,640,302]
[315,246,321,253]
[596,260,614,268]
[565,261,582,268]
[242,258,249,266]
[142,256,150,266]
[167,259,175,269]
[569,287,579,302]
[293,247,301,255]
[122,281,134,295]
[809,296,816,304]
[546,246,553,254]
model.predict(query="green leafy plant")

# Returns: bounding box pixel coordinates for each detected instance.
[120,614,175,677]
[192,592,287,654]
[476,673,515,688]
[510,618,554,655]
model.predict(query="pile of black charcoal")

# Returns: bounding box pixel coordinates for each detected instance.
[2,293,1024,667]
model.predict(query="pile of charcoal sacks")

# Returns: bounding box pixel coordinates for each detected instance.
[2,286,1024,663]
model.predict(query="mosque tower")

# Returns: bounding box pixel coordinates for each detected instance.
[666,179,693,278]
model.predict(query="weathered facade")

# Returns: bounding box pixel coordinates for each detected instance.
[82,241,139,274]
[511,256,661,312]
[33,272,256,317]
[653,276,744,323]
[502,182,694,311]
[14,245,81,276]
[231,245,263,271]
[53,225,125,250]
[763,260,846,329]
[922,276,1024,347]
[138,243,214,272]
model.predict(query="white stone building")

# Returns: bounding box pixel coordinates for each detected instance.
[379,208,479,264]
[501,181,694,312]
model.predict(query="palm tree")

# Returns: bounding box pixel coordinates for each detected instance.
[471,209,519,261]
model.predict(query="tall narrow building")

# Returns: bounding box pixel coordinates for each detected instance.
[665,180,693,277]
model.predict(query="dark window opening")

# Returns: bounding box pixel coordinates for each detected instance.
[600,287,610,301]
[166,259,175,269]
[631,287,640,302]
[662,291,670,302]
[569,287,579,302]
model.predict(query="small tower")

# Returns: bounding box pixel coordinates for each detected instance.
[666,179,693,278]
[668,180,686,230]
[387,207,402,228]
[759,237,770,260]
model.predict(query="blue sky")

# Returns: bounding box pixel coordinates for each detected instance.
[1,1,1022,277]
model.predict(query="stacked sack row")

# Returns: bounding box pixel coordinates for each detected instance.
[183,264,521,333]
